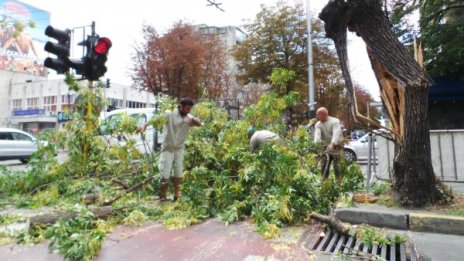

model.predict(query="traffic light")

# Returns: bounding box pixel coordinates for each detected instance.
[44,26,70,74]
[44,25,85,74]
[85,36,112,81]
[44,24,111,81]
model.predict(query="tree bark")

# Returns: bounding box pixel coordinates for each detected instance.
[319,0,440,207]
[392,86,438,206]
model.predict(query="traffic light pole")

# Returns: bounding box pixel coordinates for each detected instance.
[45,21,111,168]
[83,21,96,165]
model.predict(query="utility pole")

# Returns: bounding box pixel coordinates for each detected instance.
[307,0,316,118]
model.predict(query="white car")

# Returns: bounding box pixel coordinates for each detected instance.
[0,128,39,163]
[344,133,378,163]
[99,108,165,154]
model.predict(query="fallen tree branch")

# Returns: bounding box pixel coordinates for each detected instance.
[29,206,113,226]
[103,176,155,206]
[111,178,130,189]
[28,181,56,196]
[310,212,350,234]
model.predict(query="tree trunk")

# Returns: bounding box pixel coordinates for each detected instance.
[320,0,440,207]
[392,86,438,206]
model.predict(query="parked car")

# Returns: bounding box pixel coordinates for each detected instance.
[0,128,39,163]
[99,108,165,154]
[350,130,366,140]
[344,133,378,163]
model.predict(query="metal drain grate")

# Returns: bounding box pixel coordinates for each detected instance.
[310,230,417,261]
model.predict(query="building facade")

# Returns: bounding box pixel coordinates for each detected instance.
[1,70,156,135]
[196,25,246,71]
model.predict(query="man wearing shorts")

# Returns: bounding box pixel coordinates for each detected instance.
[139,98,201,201]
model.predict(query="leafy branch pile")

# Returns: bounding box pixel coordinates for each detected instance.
[153,92,364,237]
[0,78,364,259]
[0,76,162,259]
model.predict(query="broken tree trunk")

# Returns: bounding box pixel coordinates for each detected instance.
[29,206,113,226]
[318,0,383,131]
[319,0,439,207]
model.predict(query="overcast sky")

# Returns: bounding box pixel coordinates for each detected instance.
[20,0,380,99]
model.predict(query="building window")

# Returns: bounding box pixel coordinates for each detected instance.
[12,99,22,111]
[126,101,146,108]
[61,94,75,111]
[43,96,57,112]
[108,98,124,109]
[27,98,39,110]
[61,94,75,105]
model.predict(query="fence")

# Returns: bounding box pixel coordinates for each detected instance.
[376,129,464,183]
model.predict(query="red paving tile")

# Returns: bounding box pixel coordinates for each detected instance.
[0,219,314,261]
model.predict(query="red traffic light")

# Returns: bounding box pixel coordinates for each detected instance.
[94,37,112,54]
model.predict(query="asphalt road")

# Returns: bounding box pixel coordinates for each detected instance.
[0,151,68,172]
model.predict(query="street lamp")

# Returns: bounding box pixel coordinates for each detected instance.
[307,0,316,117]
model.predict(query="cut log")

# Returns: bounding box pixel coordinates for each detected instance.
[82,193,100,205]
[310,212,350,234]
[353,192,379,203]
[29,206,113,226]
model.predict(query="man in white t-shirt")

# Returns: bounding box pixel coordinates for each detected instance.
[314,107,345,183]
[139,98,201,201]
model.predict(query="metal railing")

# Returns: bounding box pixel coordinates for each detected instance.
[376,129,464,183]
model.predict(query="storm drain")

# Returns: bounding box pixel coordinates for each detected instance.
[310,230,417,261]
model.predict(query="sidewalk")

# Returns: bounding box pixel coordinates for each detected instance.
[0,219,316,261]
[1,217,463,261]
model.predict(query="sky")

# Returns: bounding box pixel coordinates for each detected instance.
[19,0,380,99]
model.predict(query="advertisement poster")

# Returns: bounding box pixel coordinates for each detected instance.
[0,0,50,76]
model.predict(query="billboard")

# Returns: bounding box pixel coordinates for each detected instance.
[0,0,50,76]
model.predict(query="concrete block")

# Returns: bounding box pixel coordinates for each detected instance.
[409,212,464,235]
[335,207,408,230]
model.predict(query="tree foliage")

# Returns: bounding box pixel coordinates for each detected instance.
[0,90,364,259]
[131,22,230,99]
[390,0,464,78]
[232,0,346,116]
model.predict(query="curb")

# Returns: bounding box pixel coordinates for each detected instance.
[409,212,464,235]
[335,207,408,230]
[335,207,464,235]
